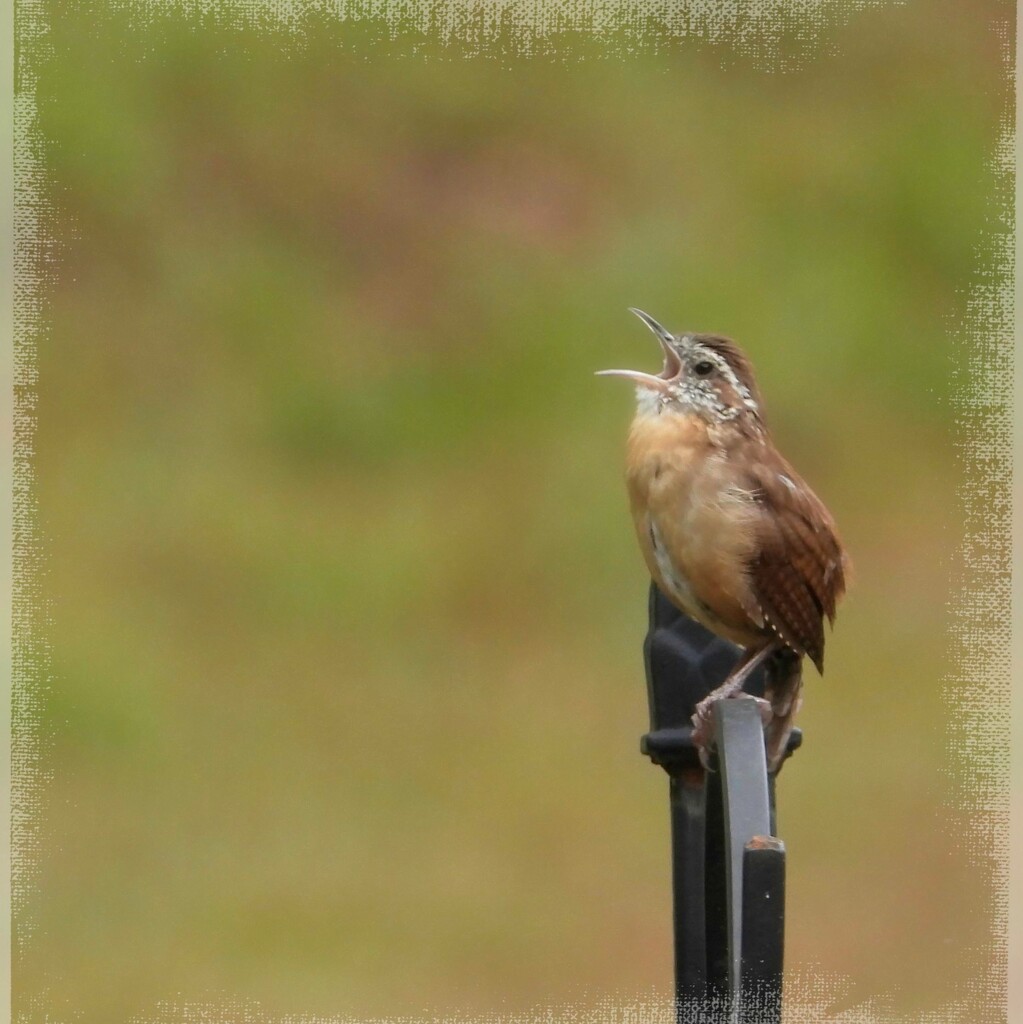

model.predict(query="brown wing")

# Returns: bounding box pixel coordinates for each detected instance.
[744,456,848,674]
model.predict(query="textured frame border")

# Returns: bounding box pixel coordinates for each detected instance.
[3,0,13,1017]
[9,2,1016,1023]
[1009,2,1021,1019]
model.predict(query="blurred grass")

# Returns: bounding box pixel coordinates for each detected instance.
[20,1,1009,1021]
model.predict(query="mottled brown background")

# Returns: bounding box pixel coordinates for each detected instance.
[18,1,1011,1021]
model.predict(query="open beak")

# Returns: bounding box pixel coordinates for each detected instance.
[595,308,681,392]
[594,367,673,393]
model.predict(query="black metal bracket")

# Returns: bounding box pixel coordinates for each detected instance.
[640,584,799,1024]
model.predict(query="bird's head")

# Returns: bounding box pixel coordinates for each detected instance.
[597,308,763,424]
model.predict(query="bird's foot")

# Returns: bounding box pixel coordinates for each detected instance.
[763,693,803,774]
[691,691,773,772]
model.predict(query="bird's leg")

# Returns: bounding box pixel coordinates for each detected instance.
[763,652,804,773]
[691,638,783,770]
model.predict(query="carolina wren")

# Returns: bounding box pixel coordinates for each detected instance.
[599,309,849,771]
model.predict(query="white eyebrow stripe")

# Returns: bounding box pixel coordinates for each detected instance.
[778,474,797,492]
[691,343,760,412]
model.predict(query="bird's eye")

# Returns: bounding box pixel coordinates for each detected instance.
[693,360,715,377]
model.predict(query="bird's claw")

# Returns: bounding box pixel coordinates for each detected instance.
[691,692,774,772]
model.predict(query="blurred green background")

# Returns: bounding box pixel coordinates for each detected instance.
[21,2,1009,1021]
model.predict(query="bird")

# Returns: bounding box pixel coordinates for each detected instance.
[598,309,849,771]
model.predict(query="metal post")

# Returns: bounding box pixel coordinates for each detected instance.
[641,584,798,1024]
[713,699,772,1000]
[667,768,708,1002]
[739,837,785,1024]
